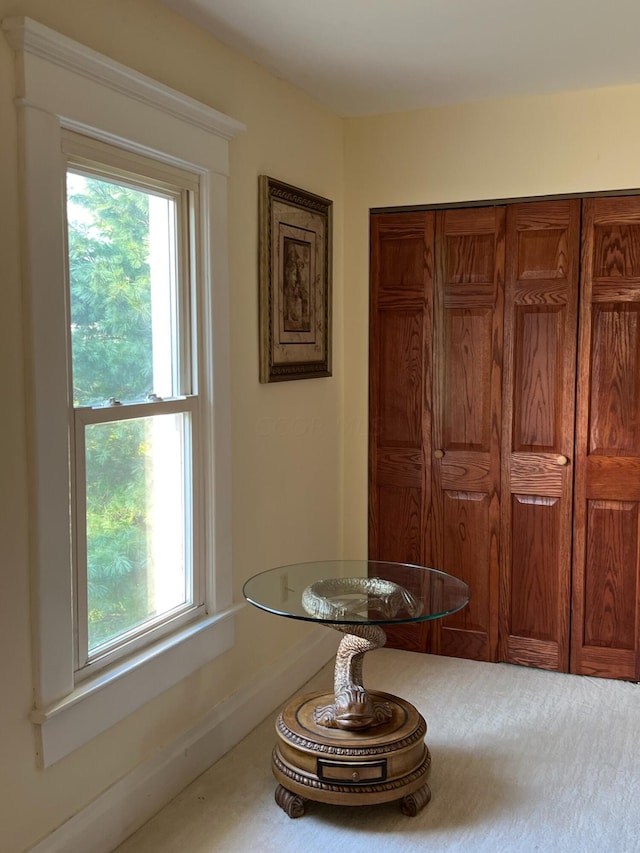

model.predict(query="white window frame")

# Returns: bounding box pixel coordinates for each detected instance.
[64,139,205,677]
[3,16,245,767]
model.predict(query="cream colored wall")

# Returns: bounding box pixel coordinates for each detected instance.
[0,1,344,850]
[342,85,640,558]
[5,4,640,848]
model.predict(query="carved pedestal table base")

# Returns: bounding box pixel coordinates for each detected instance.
[272,690,431,817]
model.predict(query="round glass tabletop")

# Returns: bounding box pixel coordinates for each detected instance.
[243,560,470,626]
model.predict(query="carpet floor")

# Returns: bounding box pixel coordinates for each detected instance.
[115,649,640,853]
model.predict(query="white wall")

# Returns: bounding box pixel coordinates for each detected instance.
[0,1,344,850]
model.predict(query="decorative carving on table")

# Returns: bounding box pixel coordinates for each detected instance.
[272,747,431,797]
[400,784,432,816]
[301,577,422,730]
[275,714,427,756]
[272,690,432,817]
[274,784,306,818]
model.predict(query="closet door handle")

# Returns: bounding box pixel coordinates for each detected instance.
[556,454,570,466]
[434,449,445,459]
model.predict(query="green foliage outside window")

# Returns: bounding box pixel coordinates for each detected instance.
[68,176,154,649]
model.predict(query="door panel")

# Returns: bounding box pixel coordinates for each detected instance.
[432,207,505,661]
[512,307,563,450]
[510,494,559,641]
[443,308,493,449]
[369,212,434,651]
[584,501,637,650]
[500,200,579,671]
[589,304,640,454]
[376,485,422,564]
[378,310,424,447]
[572,197,640,679]
[440,490,492,658]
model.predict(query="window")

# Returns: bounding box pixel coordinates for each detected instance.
[4,16,244,766]
[64,139,204,676]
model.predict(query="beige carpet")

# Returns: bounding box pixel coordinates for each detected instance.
[115,649,640,853]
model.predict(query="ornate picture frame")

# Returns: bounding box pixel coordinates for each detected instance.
[259,176,332,382]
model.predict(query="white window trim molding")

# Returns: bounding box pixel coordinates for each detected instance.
[2,16,245,767]
[28,627,337,853]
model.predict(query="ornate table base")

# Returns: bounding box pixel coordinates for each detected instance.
[272,689,431,817]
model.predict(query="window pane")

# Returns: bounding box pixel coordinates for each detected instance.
[85,413,189,652]
[66,172,179,406]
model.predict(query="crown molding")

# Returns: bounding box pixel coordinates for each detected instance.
[2,16,245,140]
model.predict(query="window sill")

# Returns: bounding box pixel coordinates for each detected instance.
[30,604,243,767]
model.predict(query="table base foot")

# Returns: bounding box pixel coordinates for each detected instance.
[275,784,307,818]
[400,782,432,816]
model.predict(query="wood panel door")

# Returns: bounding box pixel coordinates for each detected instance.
[500,200,580,672]
[572,197,640,680]
[368,211,435,651]
[430,207,505,661]
[370,195,640,680]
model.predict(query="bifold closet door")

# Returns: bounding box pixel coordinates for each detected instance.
[370,196,640,679]
[572,197,640,680]
[430,207,505,662]
[368,211,435,651]
[499,200,580,672]
[369,208,506,660]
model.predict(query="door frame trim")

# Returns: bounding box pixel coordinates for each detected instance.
[371,187,640,216]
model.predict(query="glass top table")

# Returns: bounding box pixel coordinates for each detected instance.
[243,559,470,626]
[243,560,470,818]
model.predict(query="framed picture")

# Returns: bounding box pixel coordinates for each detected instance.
[259,176,332,382]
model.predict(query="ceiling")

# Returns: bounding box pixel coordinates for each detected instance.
[162,0,640,117]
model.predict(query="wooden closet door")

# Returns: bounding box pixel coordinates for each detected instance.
[369,212,435,651]
[431,207,505,661]
[572,197,640,680]
[500,200,580,672]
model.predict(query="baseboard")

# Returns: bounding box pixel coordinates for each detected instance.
[29,627,338,853]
